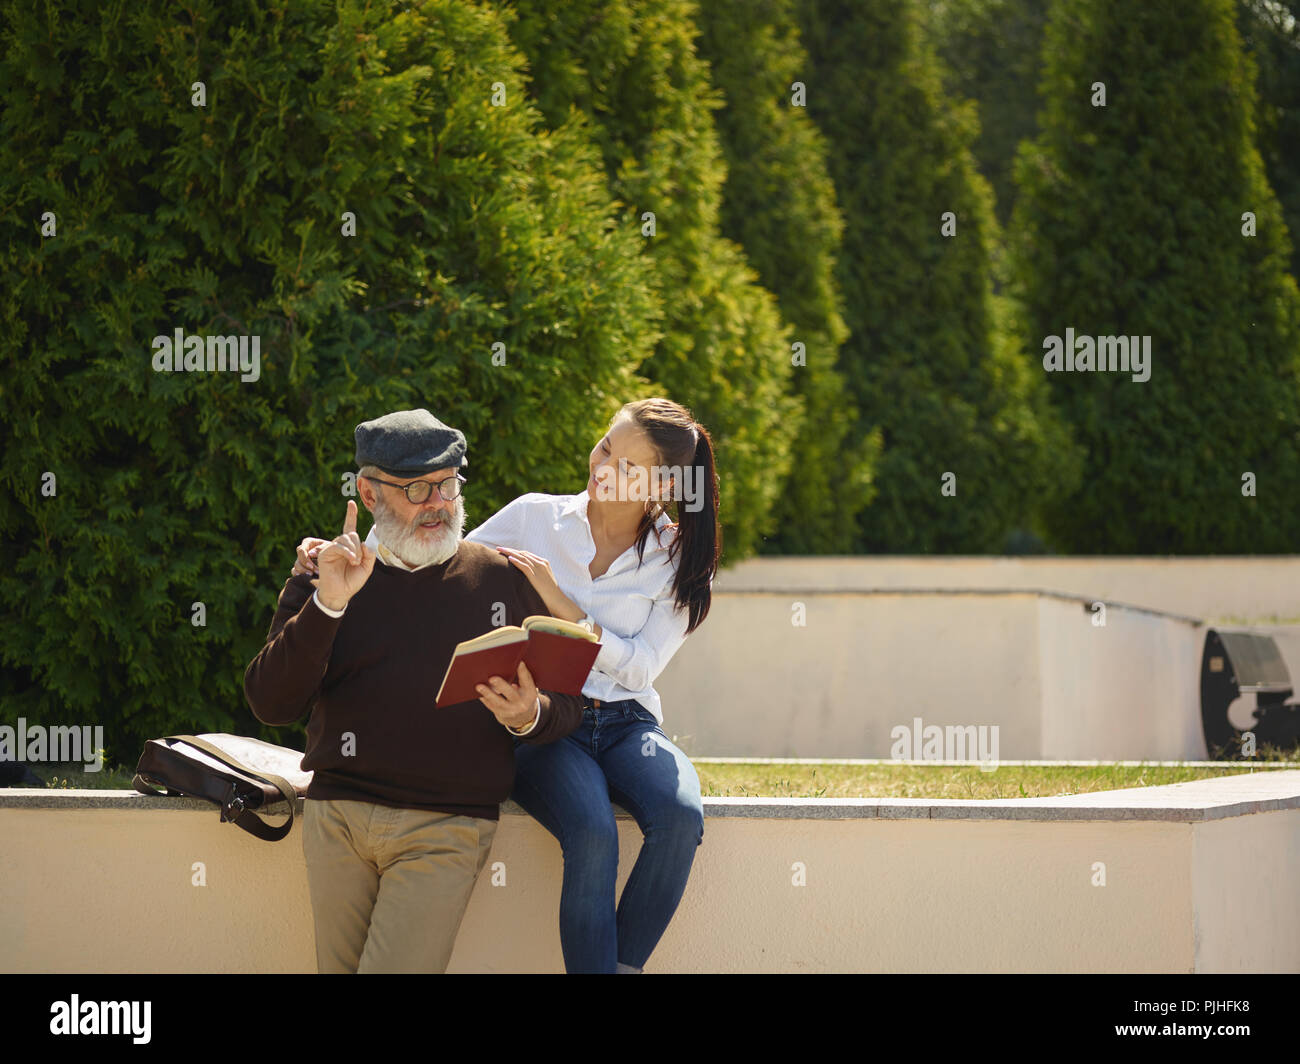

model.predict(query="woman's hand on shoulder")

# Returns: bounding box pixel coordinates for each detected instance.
[292,536,332,576]
[496,546,576,619]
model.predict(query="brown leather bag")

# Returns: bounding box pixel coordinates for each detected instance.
[133,734,312,842]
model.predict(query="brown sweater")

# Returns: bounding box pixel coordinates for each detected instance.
[243,540,584,820]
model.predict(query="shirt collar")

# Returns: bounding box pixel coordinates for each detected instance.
[560,490,590,519]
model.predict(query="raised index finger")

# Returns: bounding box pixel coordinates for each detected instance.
[343,499,357,536]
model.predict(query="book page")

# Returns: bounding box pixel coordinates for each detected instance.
[522,615,599,642]
[453,626,529,655]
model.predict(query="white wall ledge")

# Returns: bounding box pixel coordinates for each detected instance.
[5,772,1299,971]
[706,554,1300,622]
[4,770,1299,822]
[701,585,1205,624]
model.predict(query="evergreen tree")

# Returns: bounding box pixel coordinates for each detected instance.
[695,0,876,553]
[1012,0,1300,552]
[930,0,1051,228]
[798,0,1074,552]
[1238,0,1300,281]
[503,0,802,559]
[932,0,1300,273]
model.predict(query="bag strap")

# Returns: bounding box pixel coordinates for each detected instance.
[132,773,179,798]
[169,735,300,842]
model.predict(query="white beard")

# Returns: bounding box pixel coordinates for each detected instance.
[372,492,465,568]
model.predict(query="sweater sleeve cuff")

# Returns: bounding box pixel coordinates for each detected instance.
[312,589,347,618]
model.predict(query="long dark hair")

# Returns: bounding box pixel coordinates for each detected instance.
[619,398,720,634]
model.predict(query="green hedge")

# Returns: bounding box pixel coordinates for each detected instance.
[0,0,660,764]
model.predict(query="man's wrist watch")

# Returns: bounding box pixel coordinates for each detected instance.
[578,613,596,634]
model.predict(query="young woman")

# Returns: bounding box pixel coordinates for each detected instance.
[293,398,720,973]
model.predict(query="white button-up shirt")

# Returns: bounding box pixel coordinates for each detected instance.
[462,491,695,724]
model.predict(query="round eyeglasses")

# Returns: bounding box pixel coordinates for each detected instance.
[363,473,465,504]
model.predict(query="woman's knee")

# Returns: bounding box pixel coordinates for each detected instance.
[560,811,621,864]
[645,791,704,846]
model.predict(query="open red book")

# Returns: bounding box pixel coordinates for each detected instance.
[435,616,601,708]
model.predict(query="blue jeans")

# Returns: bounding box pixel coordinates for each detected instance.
[510,698,704,973]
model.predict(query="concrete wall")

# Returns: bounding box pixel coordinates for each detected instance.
[1192,808,1300,973]
[708,556,1300,622]
[1036,594,1205,760]
[3,776,1297,974]
[655,590,1205,760]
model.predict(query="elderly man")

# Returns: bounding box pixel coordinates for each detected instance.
[244,409,583,973]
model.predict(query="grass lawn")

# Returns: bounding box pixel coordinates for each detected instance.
[692,759,1298,800]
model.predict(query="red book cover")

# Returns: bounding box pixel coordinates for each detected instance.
[522,628,602,697]
[435,621,601,708]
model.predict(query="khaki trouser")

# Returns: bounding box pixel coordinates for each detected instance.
[302,797,498,973]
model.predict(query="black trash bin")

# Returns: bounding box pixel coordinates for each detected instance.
[1201,629,1300,757]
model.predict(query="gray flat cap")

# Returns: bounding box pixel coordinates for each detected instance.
[354,408,468,477]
